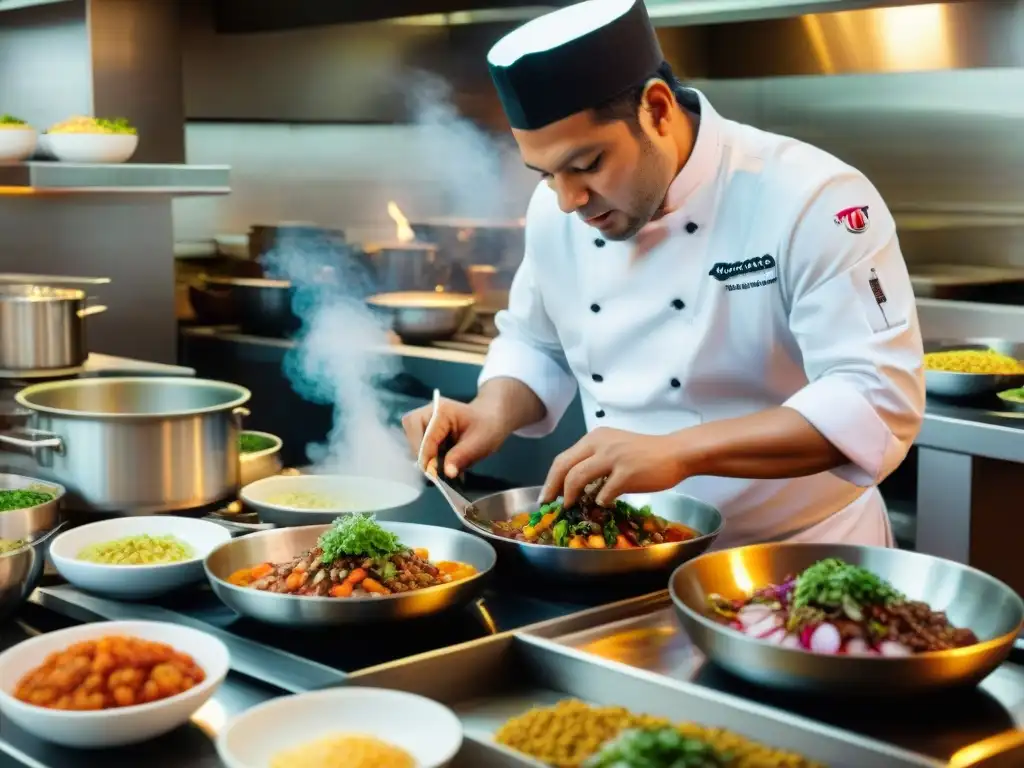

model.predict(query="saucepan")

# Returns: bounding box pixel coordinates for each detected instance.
[0,285,107,373]
[411,218,525,269]
[367,291,476,343]
[670,542,1024,695]
[204,522,496,626]
[447,485,722,582]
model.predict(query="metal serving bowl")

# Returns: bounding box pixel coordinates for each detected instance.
[0,473,65,621]
[670,543,1024,695]
[204,522,496,627]
[461,487,722,581]
[366,291,476,343]
[238,431,284,487]
[924,338,1024,398]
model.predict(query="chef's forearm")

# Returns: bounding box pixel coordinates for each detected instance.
[676,406,847,479]
[473,377,548,436]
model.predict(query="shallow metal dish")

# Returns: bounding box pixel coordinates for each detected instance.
[0,473,65,621]
[461,487,722,581]
[204,522,496,626]
[670,543,1024,695]
[238,430,284,487]
[366,291,475,343]
[924,338,1024,398]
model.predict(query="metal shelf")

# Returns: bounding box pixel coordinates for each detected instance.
[0,162,230,195]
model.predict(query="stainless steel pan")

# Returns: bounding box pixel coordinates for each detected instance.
[204,522,496,626]
[0,285,106,372]
[457,486,723,581]
[367,291,475,343]
[670,542,1024,695]
[924,338,1024,398]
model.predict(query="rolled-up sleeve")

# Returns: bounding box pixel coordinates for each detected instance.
[478,253,578,438]
[780,172,925,487]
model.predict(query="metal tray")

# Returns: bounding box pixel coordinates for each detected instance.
[519,594,1024,767]
[347,631,942,768]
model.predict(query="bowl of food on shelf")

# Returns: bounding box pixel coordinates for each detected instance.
[0,473,65,621]
[0,619,229,749]
[239,473,421,527]
[217,687,463,768]
[0,114,37,161]
[996,386,1024,413]
[205,514,495,626]
[923,338,1024,398]
[43,115,139,163]
[671,543,1024,694]
[454,477,722,581]
[49,516,232,600]
[239,430,284,486]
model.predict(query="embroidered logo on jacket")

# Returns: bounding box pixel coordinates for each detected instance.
[834,206,870,233]
[708,254,776,282]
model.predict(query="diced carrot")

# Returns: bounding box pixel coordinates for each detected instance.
[568,536,586,549]
[615,535,635,549]
[284,571,305,591]
[361,577,390,595]
[330,582,353,598]
[346,568,368,584]
[586,534,607,549]
[413,548,430,561]
[249,563,273,580]
[534,511,559,535]
[436,561,462,574]
[642,519,659,534]
[509,512,531,528]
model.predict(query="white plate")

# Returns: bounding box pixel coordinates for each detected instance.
[241,474,421,516]
[0,620,228,749]
[0,128,37,161]
[46,132,138,163]
[50,516,232,600]
[217,687,462,768]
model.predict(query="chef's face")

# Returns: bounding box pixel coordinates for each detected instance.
[513,81,680,241]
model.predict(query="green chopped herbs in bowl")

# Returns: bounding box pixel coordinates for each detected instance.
[0,488,55,512]
[997,387,1024,412]
[239,432,279,454]
[0,114,28,127]
[584,727,730,768]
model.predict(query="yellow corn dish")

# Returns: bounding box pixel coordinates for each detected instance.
[77,534,193,565]
[47,116,137,135]
[0,114,31,131]
[924,349,1024,376]
[270,734,415,768]
[266,491,344,510]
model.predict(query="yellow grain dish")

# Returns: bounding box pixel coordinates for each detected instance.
[266,491,344,510]
[495,699,823,768]
[0,538,26,556]
[270,734,415,768]
[77,534,193,565]
[924,349,1024,376]
[47,116,137,135]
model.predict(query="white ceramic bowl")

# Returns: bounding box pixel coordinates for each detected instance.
[0,619,229,749]
[50,516,232,600]
[46,132,138,163]
[0,128,37,161]
[240,473,421,524]
[217,687,462,768]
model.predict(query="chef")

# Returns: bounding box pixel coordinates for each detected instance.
[403,0,925,546]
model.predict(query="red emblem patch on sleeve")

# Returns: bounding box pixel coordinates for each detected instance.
[834,206,870,233]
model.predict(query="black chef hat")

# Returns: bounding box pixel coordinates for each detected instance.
[487,0,664,131]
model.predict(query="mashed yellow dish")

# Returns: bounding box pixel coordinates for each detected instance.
[0,114,31,130]
[924,349,1024,376]
[77,534,193,565]
[271,734,415,768]
[48,116,137,135]
[266,492,344,510]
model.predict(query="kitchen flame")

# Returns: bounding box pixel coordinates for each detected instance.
[386,202,416,243]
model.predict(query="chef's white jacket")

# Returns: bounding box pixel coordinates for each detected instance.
[479,89,925,547]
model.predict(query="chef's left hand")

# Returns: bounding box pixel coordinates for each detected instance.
[539,428,687,508]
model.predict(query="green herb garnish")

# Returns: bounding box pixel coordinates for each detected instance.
[0,114,27,126]
[584,727,729,767]
[529,501,561,527]
[552,518,569,547]
[0,489,54,512]
[615,500,652,518]
[792,558,903,612]
[95,117,137,135]
[317,514,403,564]
[603,517,619,547]
[239,432,277,454]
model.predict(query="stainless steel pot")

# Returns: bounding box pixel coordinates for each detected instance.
[366,291,476,343]
[204,277,301,338]
[411,218,525,270]
[364,241,446,293]
[0,377,251,515]
[0,285,107,372]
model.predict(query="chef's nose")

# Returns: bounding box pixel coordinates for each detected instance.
[551,175,589,215]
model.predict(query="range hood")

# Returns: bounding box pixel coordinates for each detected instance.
[212,0,953,32]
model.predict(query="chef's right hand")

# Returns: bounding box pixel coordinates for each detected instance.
[402,399,508,479]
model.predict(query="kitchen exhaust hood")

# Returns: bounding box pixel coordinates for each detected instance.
[211,0,957,32]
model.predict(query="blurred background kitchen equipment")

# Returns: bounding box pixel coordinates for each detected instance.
[410,218,525,270]
[0,377,250,514]
[0,473,65,621]
[364,241,452,293]
[0,285,106,373]
[238,430,284,487]
[923,338,1024,398]
[248,222,346,264]
[203,277,300,338]
[367,291,475,343]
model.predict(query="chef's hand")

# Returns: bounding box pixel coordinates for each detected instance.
[540,428,686,508]
[402,399,508,479]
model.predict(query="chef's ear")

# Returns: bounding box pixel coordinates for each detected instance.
[641,79,675,135]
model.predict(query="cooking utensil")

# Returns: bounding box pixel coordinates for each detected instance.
[0,274,110,287]
[411,218,525,270]
[203,276,300,338]
[0,473,65,621]
[239,430,284,487]
[248,223,346,262]
[204,522,496,626]
[670,542,1024,695]
[217,688,463,768]
[0,285,107,371]
[187,283,238,326]
[924,338,1024,398]
[996,388,1024,413]
[367,291,475,343]
[466,264,513,312]
[364,241,446,293]
[0,620,229,748]
[458,486,723,581]
[239,474,422,527]
[0,377,251,514]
